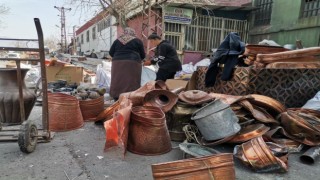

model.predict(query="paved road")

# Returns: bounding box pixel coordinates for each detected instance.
[1,105,320,180]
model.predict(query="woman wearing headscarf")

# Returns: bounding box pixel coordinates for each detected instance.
[109,27,146,100]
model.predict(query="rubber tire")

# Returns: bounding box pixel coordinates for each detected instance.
[18,121,38,153]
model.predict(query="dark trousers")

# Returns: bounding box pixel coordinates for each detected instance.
[156,68,176,81]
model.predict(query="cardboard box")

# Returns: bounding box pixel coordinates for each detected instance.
[165,79,188,90]
[46,66,84,84]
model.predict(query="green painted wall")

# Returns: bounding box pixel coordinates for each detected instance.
[249,0,320,47]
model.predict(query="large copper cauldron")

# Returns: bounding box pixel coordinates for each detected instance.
[127,106,171,155]
[0,68,36,125]
[48,93,84,132]
[79,96,104,121]
[152,153,235,180]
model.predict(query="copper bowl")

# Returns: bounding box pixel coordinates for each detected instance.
[152,153,235,180]
[79,96,104,121]
[127,106,172,155]
[48,93,84,132]
[229,124,270,143]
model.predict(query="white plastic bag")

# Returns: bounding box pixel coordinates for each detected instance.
[95,64,112,93]
[194,58,211,71]
[303,91,320,111]
[141,67,156,86]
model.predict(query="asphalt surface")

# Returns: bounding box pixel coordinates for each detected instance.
[1,59,320,179]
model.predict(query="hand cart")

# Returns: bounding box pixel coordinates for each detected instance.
[0,18,51,153]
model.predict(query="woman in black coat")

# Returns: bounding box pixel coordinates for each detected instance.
[109,27,145,99]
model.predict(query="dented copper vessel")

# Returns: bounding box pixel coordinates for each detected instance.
[266,61,320,69]
[234,137,288,173]
[178,90,213,105]
[152,153,235,180]
[248,94,286,116]
[143,89,178,112]
[127,106,172,155]
[281,110,320,146]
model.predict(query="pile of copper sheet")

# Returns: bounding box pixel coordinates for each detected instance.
[256,47,320,68]
[243,45,320,68]
[243,45,288,66]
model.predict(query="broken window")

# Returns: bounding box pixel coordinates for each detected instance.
[254,0,273,26]
[301,0,320,18]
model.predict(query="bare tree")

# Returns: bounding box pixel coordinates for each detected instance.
[44,35,59,51]
[0,4,10,28]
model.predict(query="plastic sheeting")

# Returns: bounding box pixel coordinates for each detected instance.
[303,91,320,111]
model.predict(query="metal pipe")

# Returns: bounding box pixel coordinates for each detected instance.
[300,146,320,164]
[0,47,39,52]
[0,58,41,61]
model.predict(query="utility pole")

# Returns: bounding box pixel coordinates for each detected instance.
[73,25,78,55]
[54,6,71,53]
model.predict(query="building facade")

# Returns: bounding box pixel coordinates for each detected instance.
[249,0,320,47]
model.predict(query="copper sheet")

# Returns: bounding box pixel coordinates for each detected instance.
[178,90,213,105]
[120,80,168,106]
[127,106,172,155]
[152,153,235,180]
[239,100,279,125]
[229,124,270,143]
[79,96,104,121]
[143,89,178,112]
[248,94,286,116]
[209,93,248,105]
[104,98,132,156]
[96,100,120,121]
[244,45,288,56]
[234,137,288,172]
[281,111,320,146]
[256,47,320,62]
[266,61,320,69]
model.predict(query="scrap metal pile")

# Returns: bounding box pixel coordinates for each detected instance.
[96,80,320,179]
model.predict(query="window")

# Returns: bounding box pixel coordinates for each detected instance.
[92,27,96,40]
[81,34,84,44]
[254,0,273,26]
[86,30,90,42]
[77,37,79,44]
[301,0,320,18]
[98,18,111,32]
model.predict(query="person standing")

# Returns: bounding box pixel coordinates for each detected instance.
[144,33,182,81]
[109,27,145,100]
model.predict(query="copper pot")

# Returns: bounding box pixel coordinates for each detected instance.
[127,106,171,155]
[152,153,235,180]
[79,96,104,121]
[96,100,120,121]
[48,93,84,132]
[248,94,286,116]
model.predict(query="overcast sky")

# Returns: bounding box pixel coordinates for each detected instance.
[0,0,99,40]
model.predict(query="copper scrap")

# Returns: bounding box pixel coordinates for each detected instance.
[143,89,178,112]
[79,96,104,121]
[238,100,279,125]
[281,110,320,146]
[266,61,320,69]
[127,106,172,155]
[152,153,235,180]
[256,47,320,63]
[48,93,84,132]
[248,94,286,116]
[234,136,288,173]
[209,93,247,105]
[229,124,270,143]
[244,45,288,56]
[178,90,213,105]
[96,100,120,121]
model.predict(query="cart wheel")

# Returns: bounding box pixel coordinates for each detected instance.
[18,121,38,153]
